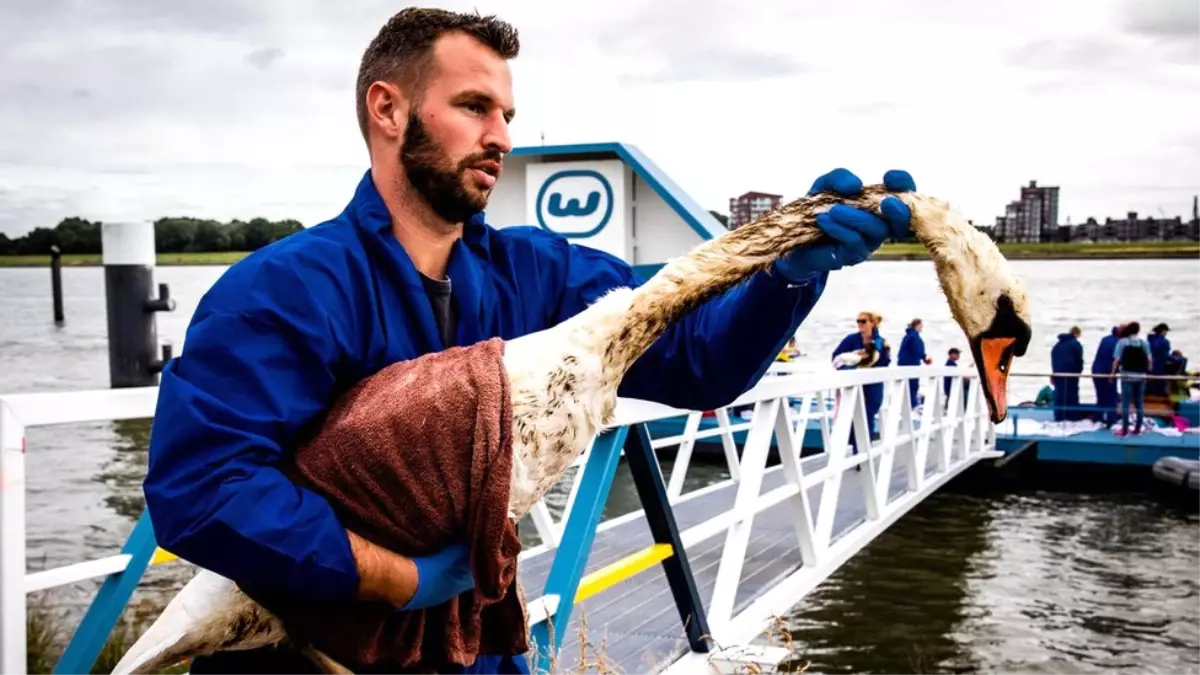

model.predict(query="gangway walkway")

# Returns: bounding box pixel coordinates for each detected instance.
[520,442,954,672]
[1,365,998,674]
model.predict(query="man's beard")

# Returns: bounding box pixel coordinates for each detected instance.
[399,113,500,226]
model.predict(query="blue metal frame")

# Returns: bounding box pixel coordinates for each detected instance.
[528,425,629,673]
[55,509,159,674]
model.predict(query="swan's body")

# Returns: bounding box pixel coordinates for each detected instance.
[113,185,1031,674]
[832,346,879,370]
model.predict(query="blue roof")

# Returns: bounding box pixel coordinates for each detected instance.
[509,142,727,241]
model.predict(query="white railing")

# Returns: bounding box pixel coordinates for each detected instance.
[1,388,166,675]
[517,361,835,555]
[0,364,992,674]
[659,365,998,673]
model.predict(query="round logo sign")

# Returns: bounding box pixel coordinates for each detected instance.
[534,169,613,238]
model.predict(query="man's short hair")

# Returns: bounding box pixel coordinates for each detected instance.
[355,7,520,142]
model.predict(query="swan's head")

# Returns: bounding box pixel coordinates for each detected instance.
[902,194,1033,424]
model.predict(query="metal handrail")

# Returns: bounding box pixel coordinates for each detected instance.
[1010,371,1195,381]
[1,364,990,674]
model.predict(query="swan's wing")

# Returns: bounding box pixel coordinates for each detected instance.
[111,568,287,674]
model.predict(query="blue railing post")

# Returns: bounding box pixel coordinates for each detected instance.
[529,425,628,674]
[55,509,159,674]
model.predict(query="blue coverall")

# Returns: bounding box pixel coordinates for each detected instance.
[143,170,828,673]
[1148,331,1171,396]
[943,358,956,400]
[897,326,926,407]
[1050,332,1084,421]
[1090,327,1119,425]
[832,329,889,451]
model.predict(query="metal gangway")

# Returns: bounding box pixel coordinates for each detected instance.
[1,364,998,674]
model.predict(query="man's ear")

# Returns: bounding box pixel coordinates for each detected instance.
[365,81,409,141]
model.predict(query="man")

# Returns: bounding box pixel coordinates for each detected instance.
[1090,325,1120,426]
[1147,323,1171,396]
[1051,325,1084,421]
[142,7,916,673]
[943,347,961,404]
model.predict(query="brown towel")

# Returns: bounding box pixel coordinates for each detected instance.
[250,337,527,671]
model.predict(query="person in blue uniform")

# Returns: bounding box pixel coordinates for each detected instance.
[943,347,961,403]
[1050,326,1084,421]
[897,317,931,407]
[832,312,890,451]
[1147,323,1171,396]
[1090,325,1121,426]
[140,7,918,674]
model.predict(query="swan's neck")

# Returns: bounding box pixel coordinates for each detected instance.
[598,186,900,381]
[904,194,1006,341]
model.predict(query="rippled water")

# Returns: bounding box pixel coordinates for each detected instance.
[2,259,1198,671]
[784,490,1200,674]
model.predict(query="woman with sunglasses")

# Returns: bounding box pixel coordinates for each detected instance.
[831,311,890,454]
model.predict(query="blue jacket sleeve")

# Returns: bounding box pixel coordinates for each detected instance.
[143,253,360,602]
[897,335,914,365]
[550,243,827,410]
[899,333,925,364]
[1070,341,1084,372]
[832,334,857,361]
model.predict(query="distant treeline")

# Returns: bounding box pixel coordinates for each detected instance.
[0,216,304,255]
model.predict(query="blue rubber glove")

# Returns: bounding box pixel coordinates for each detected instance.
[774,168,916,283]
[402,541,475,610]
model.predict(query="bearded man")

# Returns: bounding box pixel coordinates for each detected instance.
[143,6,915,673]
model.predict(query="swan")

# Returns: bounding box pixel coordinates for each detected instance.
[832,342,881,370]
[112,182,1032,674]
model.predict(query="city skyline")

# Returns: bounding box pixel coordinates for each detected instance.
[724,179,1199,240]
[989,177,1198,242]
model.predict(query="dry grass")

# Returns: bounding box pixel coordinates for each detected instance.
[25,592,188,675]
[26,594,61,675]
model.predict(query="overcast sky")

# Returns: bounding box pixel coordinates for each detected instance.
[1,0,1197,236]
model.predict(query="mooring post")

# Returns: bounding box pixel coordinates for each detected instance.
[101,222,175,388]
[49,245,64,324]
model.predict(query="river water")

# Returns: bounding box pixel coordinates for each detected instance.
[2,259,1198,672]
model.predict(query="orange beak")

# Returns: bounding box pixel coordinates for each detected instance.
[976,336,1016,423]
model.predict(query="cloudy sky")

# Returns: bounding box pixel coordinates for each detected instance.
[1,0,1197,236]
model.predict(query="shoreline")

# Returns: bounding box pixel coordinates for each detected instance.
[1,243,1197,267]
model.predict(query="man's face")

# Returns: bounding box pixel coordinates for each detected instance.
[400,32,515,225]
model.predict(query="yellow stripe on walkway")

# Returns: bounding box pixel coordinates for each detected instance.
[149,542,673,598]
[574,543,673,603]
